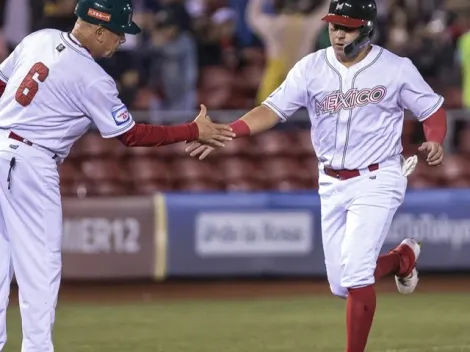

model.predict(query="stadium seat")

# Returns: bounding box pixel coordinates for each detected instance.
[289,129,315,157]
[457,127,470,156]
[177,179,223,192]
[407,160,441,188]
[127,158,170,183]
[259,157,302,182]
[214,137,254,158]
[251,131,296,158]
[124,144,171,159]
[75,131,126,159]
[127,157,172,193]
[226,179,266,192]
[439,154,470,187]
[59,161,85,197]
[91,181,130,197]
[81,159,129,182]
[216,157,260,184]
[132,180,173,194]
[171,157,214,183]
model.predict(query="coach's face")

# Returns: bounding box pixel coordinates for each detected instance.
[95,27,126,58]
[329,23,361,60]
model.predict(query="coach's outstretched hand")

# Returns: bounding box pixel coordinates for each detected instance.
[418,141,444,167]
[194,104,235,147]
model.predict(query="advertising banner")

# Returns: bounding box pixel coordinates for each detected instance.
[384,189,470,270]
[164,192,324,277]
[58,189,470,280]
[61,196,156,279]
[165,190,470,277]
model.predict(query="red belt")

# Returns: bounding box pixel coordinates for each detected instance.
[8,131,57,159]
[8,131,33,146]
[324,163,379,181]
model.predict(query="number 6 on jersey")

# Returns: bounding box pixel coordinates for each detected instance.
[15,62,49,107]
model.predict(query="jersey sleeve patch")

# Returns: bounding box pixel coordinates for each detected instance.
[112,105,131,126]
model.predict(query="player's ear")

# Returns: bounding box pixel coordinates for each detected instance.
[95,26,106,43]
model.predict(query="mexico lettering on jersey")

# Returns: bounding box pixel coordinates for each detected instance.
[263,45,444,170]
[0,29,135,162]
[315,86,387,115]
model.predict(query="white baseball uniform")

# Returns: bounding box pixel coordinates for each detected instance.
[0,29,135,351]
[263,45,443,298]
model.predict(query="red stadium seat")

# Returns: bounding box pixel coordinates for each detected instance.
[171,157,213,183]
[251,131,296,158]
[81,159,130,182]
[226,179,266,192]
[289,130,315,158]
[127,158,170,183]
[213,137,254,158]
[177,179,223,192]
[439,154,470,187]
[132,180,173,194]
[91,181,129,197]
[215,157,260,184]
[75,132,126,159]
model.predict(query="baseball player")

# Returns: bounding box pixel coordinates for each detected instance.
[186,0,447,350]
[0,0,234,351]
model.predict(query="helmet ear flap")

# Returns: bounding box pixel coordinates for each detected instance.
[343,20,374,58]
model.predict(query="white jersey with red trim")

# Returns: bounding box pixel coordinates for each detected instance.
[263,45,444,170]
[0,29,134,162]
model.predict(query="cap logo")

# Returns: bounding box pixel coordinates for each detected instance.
[87,8,111,22]
[336,2,344,10]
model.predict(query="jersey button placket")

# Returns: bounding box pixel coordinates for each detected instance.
[333,70,353,170]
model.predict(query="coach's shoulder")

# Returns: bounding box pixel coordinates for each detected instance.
[24,28,62,42]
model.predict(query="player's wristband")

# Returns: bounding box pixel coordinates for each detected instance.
[229,120,250,137]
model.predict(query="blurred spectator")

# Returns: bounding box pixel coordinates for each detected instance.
[139,7,197,111]
[2,0,32,52]
[37,0,76,32]
[457,10,470,109]
[246,0,329,104]
[197,7,242,69]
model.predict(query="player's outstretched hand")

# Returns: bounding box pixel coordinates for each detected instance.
[418,141,444,167]
[185,142,215,160]
[194,104,235,147]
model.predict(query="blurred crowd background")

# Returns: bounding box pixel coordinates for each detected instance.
[1,0,470,196]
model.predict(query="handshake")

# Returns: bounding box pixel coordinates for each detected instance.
[186,104,236,160]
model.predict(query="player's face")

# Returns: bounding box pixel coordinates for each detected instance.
[328,23,361,60]
[96,27,126,58]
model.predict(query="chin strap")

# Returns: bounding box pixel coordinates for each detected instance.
[344,21,374,58]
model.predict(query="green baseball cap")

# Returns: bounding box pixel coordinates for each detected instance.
[74,0,141,35]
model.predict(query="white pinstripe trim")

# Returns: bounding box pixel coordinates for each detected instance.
[101,120,135,139]
[262,101,289,122]
[0,71,8,82]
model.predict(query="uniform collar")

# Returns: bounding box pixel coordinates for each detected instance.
[327,45,382,73]
[61,32,94,60]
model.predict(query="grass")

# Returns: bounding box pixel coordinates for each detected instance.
[3,293,470,352]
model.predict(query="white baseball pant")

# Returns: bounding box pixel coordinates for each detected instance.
[318,155,407,298]
[0,131,62,352]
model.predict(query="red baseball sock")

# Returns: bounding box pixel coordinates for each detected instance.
[346,285,376,352]
[374,252,400,280]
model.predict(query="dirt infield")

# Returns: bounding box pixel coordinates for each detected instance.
[9,273,470,304]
